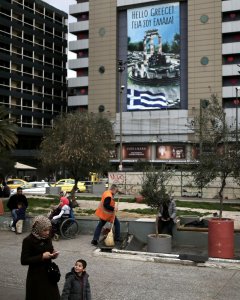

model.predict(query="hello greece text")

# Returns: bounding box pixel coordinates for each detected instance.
[131,5,175,29]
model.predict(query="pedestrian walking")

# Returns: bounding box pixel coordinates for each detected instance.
[21,215,60,300]
[61,259,91,300]
[91,184,120,246]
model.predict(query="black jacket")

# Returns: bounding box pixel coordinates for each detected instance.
[21,233,60,300]
[61,268,91,300]
[7,194,28,211]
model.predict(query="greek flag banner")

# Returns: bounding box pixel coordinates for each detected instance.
[127,89,175,110]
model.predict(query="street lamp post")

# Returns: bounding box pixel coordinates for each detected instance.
[119,85,124,171]
[118,60,125,171]
[236,87,240,147]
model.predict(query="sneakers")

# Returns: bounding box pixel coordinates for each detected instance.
[91,240,98,246]
[11,227,15,232]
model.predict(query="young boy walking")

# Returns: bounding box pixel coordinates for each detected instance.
[61,259,91,300]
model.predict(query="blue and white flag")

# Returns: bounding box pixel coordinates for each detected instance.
[127,89,171,110]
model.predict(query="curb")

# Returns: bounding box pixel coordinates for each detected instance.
[93,248,240,270]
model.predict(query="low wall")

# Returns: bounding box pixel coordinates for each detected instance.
[1,215,240,252]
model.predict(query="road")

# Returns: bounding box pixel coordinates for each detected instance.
[0,231,240,300]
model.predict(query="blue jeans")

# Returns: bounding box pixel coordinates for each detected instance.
[93,217,120,241]
[11,209,18,222]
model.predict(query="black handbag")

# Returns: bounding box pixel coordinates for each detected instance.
[47,261,61,283]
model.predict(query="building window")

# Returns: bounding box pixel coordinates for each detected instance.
[77,31,89,40]
[222,10,240,22]
[77,12,89,21]
[77,68,88,77]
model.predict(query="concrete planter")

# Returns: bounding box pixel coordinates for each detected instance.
[147,233,172,253]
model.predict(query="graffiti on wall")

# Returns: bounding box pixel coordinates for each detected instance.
[108,172,240,199]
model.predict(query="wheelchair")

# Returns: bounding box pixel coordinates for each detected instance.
[51,209,79,241]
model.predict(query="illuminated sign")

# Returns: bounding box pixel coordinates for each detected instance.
[156,145,185,160]
[127,2,180,111]
[123,145,151,159]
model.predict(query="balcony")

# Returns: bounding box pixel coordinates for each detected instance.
[68,95,88,106]
[69,2,89,15]
[68,58,89,70]
[222,86,240,98]
[222,0,240,12]
[222,64,240,76]
[69,21,89,33]
[68,76,88,87]
[222,42,240,54]
[69,39,89,51]
[222,20,240,34]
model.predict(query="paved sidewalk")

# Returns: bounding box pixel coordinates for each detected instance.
[0,231,240,300]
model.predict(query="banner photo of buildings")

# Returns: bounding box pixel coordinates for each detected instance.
[127,2,180,111]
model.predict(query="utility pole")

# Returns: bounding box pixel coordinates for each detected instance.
[236,87,240,148]
[118,60,125,171]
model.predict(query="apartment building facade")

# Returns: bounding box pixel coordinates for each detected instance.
[0,0,68,166]
[69,0,240,170]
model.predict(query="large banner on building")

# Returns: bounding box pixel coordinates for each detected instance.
[127,2,180,110]
[156,145,185,160]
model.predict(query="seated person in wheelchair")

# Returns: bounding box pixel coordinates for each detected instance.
[51,197,71,233]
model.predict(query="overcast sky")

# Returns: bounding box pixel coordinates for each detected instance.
[42,0,77,78]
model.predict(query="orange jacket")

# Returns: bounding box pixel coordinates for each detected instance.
[95,190,115,223]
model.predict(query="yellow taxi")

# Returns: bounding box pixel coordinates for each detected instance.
[51,179,86,193]
[6,178,28,189]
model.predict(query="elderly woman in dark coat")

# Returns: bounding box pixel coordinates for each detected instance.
[21,215,60,300]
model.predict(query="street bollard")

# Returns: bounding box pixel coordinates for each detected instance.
[0,199,4,215]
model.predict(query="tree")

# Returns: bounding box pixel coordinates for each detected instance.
[0,105,18,150]
[171,33,180,54]
[190,94,240,217]
[140,167,173,236]
[0,106,17,180]
[0,148,15,181]
[40,112,115,192]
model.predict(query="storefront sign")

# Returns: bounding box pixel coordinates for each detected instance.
[123,145,151,159]
[156,145,185,159]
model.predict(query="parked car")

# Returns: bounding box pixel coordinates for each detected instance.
[51,179,86,193]
[11,181,50,195]
[6,179,28,190]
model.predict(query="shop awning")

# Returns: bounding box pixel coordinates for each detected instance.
[14,162,37,170]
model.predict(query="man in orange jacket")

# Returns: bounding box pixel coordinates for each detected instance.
[91,184,120,246]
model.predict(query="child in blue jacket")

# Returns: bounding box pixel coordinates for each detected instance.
[11,202,26,232]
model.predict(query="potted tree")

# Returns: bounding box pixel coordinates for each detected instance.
[191,94,240,258]
[140,167,174,253]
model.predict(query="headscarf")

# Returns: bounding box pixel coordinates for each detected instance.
[60,197,69,207]
[31,215,52,239]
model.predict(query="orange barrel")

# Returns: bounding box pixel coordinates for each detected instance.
[0,199,4,215]
[208,218,234,259]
